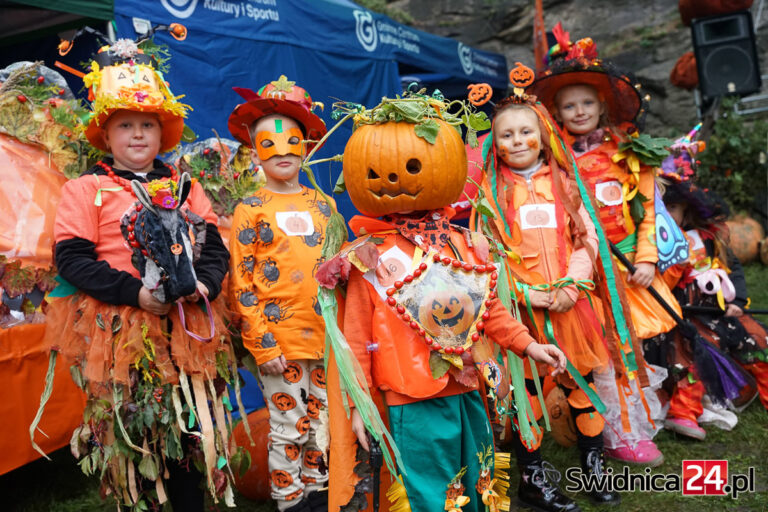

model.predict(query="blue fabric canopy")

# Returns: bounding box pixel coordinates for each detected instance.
[113,0,508,221]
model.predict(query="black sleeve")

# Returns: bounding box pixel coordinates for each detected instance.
[194,223,229,301]
[726,247,749,308]
[55,237,143,307]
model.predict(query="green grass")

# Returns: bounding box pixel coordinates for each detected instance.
[3,265,767,511]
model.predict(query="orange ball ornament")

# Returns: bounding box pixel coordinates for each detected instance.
[343,119,468,216]
[230,408,271,501]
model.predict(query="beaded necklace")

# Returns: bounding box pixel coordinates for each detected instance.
[95,160,178,193]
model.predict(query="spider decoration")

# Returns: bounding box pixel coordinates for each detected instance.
[263,299,294,324]
[236,221,258,245]
[303,230,323,248]
[236,289,259,308]
[310,199,332,218]
[257,331,278,348]
[243,193,271,208]
[311,257,325,278]
[237,255,255,276]
[257,257,280,287]
[311,296,322,316]
[256,220,274,246]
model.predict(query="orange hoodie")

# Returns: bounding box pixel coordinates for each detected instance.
[343,215,535,405]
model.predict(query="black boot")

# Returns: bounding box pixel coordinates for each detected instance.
[517,460,581,512]
[306,489,328,512]
[580,448,621,505]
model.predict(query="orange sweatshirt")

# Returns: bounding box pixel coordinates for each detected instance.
[230,186,332,365]
[343,215,535,405]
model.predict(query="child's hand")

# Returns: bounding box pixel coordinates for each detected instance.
[628,262,655,288]
[528,290,553,309]
[549,289,576,313]
[524,342,567,375]
[725,304,744,317]
[350,408,369,451]
[260,354,287,375]
[182,281,209,303]
[138,286,172,315]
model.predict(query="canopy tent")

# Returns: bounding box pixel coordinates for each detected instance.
[110,0,508,220]
[1,0,507,220]
[1,0,112,46]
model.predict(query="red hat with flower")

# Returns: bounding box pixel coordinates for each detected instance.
[528,23,648,127]
[227,75,326,151]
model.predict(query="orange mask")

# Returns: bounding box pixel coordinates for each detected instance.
[254,124,304,160]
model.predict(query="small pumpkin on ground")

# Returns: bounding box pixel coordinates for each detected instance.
[726,215,765,264]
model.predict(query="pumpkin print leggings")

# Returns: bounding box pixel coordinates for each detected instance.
[260,359,328,510]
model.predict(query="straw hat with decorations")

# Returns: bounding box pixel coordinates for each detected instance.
[528,23,650,128]
[82,37,190,153]
[227,75,326,152]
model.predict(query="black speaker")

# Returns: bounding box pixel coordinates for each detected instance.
[691,11,761,101]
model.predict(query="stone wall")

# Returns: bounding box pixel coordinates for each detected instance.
[386,0,768,134]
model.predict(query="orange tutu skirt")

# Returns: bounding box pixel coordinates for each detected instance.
[524,292,610,379]
[45,293,230,393]
[620,269,680,340]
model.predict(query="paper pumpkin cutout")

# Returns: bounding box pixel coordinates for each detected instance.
[519,204,556,230]
[276,211,314,236]
[595,180,623,206]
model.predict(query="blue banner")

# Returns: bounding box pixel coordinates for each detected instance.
[113,0,508,220]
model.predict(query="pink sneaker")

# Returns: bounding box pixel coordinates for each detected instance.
[605,441,664,467]
[665,417,706,440]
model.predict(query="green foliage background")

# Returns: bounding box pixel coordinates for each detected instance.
[698,98,768,217]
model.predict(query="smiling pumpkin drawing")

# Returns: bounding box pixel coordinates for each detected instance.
[419,288,476,336]
[342,119,468,217]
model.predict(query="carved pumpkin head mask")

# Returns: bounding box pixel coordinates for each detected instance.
[342,102,468,216]
[82,39,190,153]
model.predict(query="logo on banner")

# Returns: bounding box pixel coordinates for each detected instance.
[161,0,198,18]
[458,43,474,75]
[354,9,378,52]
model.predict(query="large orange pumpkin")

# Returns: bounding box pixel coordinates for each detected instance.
[230,408,271,501]
[343,120,468,216]
[726,215,765,264]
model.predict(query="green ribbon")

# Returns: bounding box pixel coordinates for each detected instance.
[49,275,78,298]
[495,255,542,442]
[93,175,123,207]
[318,286,404,477]
[515,281,606,414]
[614,232,638,255]
[556,136,638,374]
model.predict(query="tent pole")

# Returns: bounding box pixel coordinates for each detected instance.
[106,20,115,42]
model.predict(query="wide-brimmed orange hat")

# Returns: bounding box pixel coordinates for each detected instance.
[228,75,326,151]
[82,39,189,153]
[528,23,647,127]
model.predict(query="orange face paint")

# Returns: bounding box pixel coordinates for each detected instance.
[526,137,540,150]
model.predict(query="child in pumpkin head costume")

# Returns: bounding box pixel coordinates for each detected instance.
[228,75,331,512]
[320,92,567,512]
[472,63,619,511]
[529,25,676,467]
[44,37,232,510]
